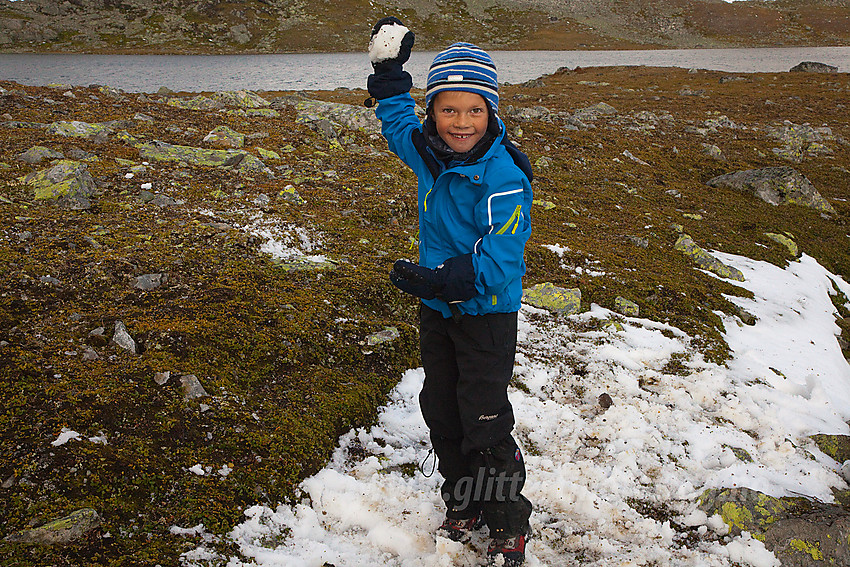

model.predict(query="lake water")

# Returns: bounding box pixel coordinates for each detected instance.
[1,46,848,93]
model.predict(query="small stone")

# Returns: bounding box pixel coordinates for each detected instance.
[364,327,400,348]
[598,393,614,409]
[180,374,208,400]
[133,273,166,291]
[81,346,99,361]
[111,321,137,354]
[154,371,170,385]
[614,297,640,317]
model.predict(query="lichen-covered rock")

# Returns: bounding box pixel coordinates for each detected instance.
[614,296,640,317]
[764,232,799,257]
[167,89,270,111]
[674,234,744,281]
[280,185,306,205]
[767,121,836,162]
[17,145,63,163]
[294,99,384,136]
[706,166,836,215]
[139,141,246,167]
[256,147,281,161]
[210,90,270,108]
[20,159,95,209]
[699,487,850,567]
[810,434,850,464]
[236,153,274,177]
[167,96,222,111]
[203,125,246,149]
[4,508,101,545]
[46,120,112,139]
[522,282,582,314]
[363,327,400,351]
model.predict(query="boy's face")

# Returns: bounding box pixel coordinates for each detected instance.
[431,90,489,154]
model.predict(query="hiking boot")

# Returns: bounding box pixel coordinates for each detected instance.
[435,513,484,542]
[487,526,531,566]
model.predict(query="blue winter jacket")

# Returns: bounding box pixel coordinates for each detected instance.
[375,92,533,318]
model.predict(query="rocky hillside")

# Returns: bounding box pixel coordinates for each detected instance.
[0,63,849,564]
[1,0,850,53]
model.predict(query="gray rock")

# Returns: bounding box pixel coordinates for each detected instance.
[150,194,178,207]
[706,166,836,215]
[229,23,251,45]
[790,61,838,73]
[20,159,95,210]
[293,99,383,136]
[111,320,137,354]
[702,144,725,160]
[573,102,617,121]
[4,508,101,545]
[133,273,167,291]
[203,125,246,149]
[363,327,400,352]
[17,145,63,164]
[180,374,208,400]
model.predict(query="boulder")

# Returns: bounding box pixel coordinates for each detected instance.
[46,120,112,140]
[167,90,270,111]
[4,508,101,545]
[293,99,383,136]
[140,141,245,168]
[203,125,245,149]
[20,159,95,209]
[767,121,835,162]
[522,282,582,315]
[706,166,836,215]
[699,487,850,567]
[790,61,838,73]
[17,145,63,164]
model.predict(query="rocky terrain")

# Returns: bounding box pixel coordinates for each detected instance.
[1,0,850,54]
[0,62,849,565]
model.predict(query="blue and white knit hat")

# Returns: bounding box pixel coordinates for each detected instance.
[426,42,499,113]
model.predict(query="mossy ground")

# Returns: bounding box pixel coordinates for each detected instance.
[0,65,849,565]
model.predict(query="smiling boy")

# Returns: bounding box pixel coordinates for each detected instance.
[367,19,534,567]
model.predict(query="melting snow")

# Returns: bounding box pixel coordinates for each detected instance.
[182,253,850,566]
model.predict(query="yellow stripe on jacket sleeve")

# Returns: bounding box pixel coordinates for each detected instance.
[495,205,522,235]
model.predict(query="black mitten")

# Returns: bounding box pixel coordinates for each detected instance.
[390,255,477,304]
[367,17,415,101]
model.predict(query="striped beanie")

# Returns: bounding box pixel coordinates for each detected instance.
[426,42,499,113]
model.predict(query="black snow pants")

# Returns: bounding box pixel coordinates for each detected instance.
[419,305,532,538]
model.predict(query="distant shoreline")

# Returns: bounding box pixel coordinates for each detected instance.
[2,47,847,93]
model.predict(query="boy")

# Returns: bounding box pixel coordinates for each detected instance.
[367,18,534,567]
